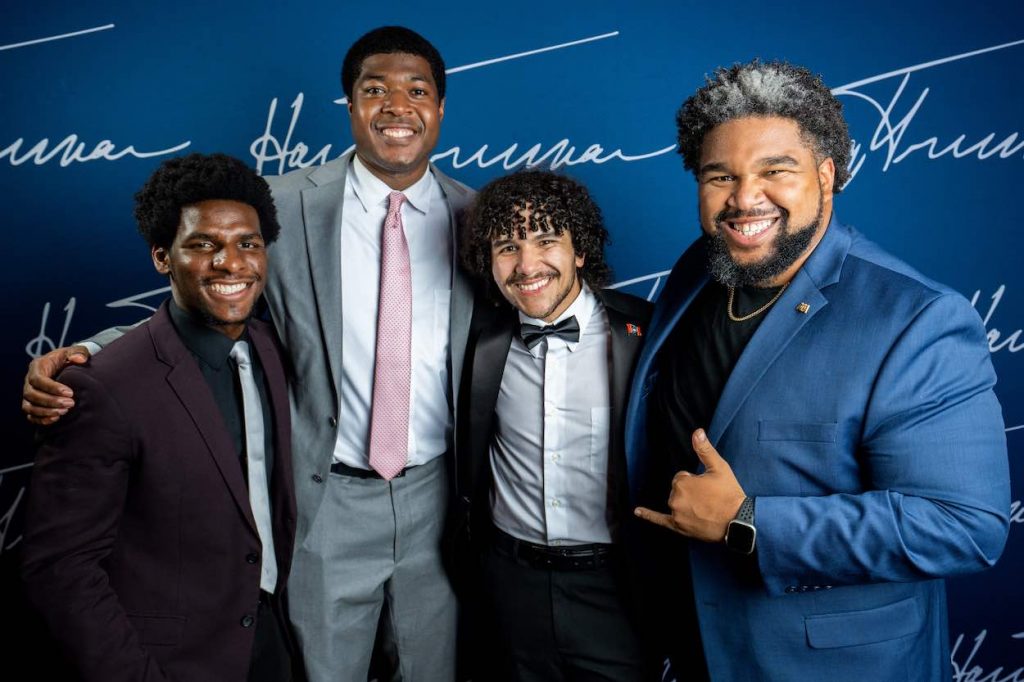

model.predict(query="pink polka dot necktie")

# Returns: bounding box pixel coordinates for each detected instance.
[368,191,411,480]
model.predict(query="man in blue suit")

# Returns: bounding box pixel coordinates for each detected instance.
[630,60,1010,681]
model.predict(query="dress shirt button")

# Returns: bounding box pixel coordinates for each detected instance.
[241,614,256,628]
[550,498,560,508]
[551,453,560,463]
[328,416,338,428]
[246,552,259,565]
[312,473,324,484]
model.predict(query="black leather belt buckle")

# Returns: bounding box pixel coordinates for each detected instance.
[493,528,613,571]
[329,462,409,479]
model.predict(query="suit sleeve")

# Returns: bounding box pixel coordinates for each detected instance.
[21,368,172,682]
[754,293,1010,596]
[77,321,146,351]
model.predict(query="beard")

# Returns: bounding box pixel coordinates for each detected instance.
[704,193,824,287]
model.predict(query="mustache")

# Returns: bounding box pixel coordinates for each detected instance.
[714,206,789,224]
[505,270,558,286]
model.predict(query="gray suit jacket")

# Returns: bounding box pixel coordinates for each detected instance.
[263,151,475,543]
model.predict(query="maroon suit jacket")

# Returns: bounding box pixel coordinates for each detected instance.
[21,302,296,682]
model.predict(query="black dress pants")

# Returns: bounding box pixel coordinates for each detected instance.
[481,537,653,682]
[247,590,293,682]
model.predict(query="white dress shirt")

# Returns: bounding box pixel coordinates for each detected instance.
[490,285,614,546]
[332,156,453,469]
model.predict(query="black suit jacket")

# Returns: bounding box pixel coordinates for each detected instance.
[22,301,297,682]
[454,288,652,550]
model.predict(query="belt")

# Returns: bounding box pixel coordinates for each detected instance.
[329,461,412,479]
[492,527,614,571]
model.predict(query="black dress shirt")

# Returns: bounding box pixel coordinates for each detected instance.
[167,301,275,481]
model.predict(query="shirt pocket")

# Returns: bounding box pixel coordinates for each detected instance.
[589,406,611,473]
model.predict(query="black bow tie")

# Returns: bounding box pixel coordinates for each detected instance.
[519,316,580,350]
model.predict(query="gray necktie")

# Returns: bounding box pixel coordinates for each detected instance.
[230,340,278,593]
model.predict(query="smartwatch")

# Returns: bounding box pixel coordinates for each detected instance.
[725,496,756,555]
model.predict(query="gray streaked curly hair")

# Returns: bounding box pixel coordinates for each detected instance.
[676,60,851,191]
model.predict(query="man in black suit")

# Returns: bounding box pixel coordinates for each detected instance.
[455,170,654,681]
[21,153,296,682]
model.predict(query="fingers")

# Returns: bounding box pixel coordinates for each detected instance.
[23,403,62,425]
[22,346,91,424]
[671,470,694,485]
[633,507,680,533]
[65,346,90,365]
[691,428,727,472]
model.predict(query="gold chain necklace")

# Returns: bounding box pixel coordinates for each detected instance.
[727,282,789,322]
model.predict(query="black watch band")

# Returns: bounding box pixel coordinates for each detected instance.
[735,496,755,524]
[725,496,756,555]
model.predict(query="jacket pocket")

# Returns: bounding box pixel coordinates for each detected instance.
[804,597,922,648]
[758,420,837,443]
[127,613,186,646]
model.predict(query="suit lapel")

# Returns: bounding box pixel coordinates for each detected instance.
[435,166,474,411]
[601,295,649,523]
[301,159,351,403]
[707,271,827,442]
[708,219,852,443]
[602,298,646,466]
[149,306,257,534]
[625,241,708,482]
[467,306,515,495]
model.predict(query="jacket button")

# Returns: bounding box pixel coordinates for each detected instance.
[246,553,259,564]
[785,586,797,594]
[328,416,337,428]
[241,614,256,628]
[312,473,323,484]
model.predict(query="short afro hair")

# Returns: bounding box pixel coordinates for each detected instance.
[133,152,281,249]
[461,170,611,300]
[676,60,851,191]
[341,26,446,102]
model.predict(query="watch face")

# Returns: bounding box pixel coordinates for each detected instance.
[727,521,756,554]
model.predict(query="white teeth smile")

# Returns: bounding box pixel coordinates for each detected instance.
[210,282,248,295]
[517,277,550,292]
[381,128,413,138]
[731,219,774,237]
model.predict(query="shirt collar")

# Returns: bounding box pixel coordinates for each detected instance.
[167,299,245,369]
[517,283,597,353]
[349,154,434,215]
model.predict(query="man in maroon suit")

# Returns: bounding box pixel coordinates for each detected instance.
[21,153,297,682]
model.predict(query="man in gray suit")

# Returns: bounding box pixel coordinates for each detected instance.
[23,25,472,682]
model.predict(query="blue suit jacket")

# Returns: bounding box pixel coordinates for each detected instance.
[624,217,1010,681]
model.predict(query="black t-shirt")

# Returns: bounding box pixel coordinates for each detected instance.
[649,280,784,471]
[642,280,784,679]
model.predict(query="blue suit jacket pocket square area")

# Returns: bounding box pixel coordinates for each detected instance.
[758,420,838,443]
[804,597,922,649]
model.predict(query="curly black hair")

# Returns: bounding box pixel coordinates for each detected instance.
[676,60,851,191]
[133,152,281,249]
[341,26,446,102]
[461,170,610,299]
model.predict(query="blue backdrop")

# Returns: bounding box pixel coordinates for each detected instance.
[2,1,1022,678]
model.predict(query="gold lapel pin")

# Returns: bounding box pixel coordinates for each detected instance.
[796,302,811,314]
